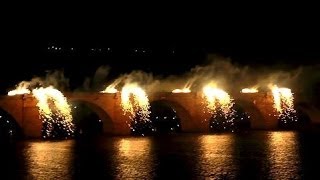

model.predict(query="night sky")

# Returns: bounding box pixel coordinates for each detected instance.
[2,9,320,94]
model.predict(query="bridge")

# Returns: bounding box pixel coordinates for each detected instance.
[0,92,319,138]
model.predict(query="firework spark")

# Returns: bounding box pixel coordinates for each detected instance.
[241,87,258,93]
[32,86,74,138]
[202,83,235,119]
[270,85,297,122]
[172,88,191,93]
[121,83,151,122]
[8,81,31,96]
[100,85,118,93]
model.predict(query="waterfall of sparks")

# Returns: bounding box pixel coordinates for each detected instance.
[241,88,258,93]
[202,83,235,119]
[121,83,151,122]
[172,88,191,93]
[270,85,297,121]
[32,86,74,138]
[8,82,31,96]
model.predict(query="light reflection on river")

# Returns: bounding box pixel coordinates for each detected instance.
[1,131,320,179]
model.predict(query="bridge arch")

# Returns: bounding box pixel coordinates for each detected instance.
[234,99,266,129]
[69,100,115,135]
[0,107,23,139]
[149,99,194,132]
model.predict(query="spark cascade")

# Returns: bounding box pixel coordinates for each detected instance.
[270,85,297,123]
[121,83,151,122]
[172,88,191,93]
[202,83,235,119]
[8,82,31,96]
[32,86,74,138]
[241,88,258,93]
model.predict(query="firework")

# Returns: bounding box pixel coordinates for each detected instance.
[32,86,74,138]
[172,88,191,93]
[8,81,31,96]
[121,83,151,122]
[270,85,297,123]
[241,88,258,93]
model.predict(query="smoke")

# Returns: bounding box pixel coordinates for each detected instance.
[9,70,70,92]
[81,65,111,91]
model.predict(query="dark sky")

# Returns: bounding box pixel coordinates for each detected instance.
[2,8,320,93]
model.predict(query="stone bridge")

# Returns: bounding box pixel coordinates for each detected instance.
[0,92,319,138]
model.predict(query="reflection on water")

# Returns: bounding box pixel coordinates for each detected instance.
[25,141,74,180]
[114,138,154,179]
[198,134,236,178]
[267,131,301,179]
[1,131,319,179]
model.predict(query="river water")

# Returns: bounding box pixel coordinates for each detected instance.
[1,131,319,179]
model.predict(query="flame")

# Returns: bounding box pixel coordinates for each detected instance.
[32,86,74,138]
[101,78,122,93]
[121,83,150,122]
[202,83,235,118]
[100,85,118,93]
[172,88,191,93]
[270,85,297,121]
[8,81,31,96]
[241,88,258,93]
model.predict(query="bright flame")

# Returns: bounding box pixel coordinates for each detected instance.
[121,83,150,122]
[32,86,74,138]
[8,81,31,96]
[101,78,122,93]
[172,88,191,93]
[100,85,118,93]
[202,83,235,118]
[270,85,297,121]
[241,88,258,93]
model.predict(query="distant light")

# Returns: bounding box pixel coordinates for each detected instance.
[55,47,58,50]
[6,120,9,123]
[71,48,74,50]
[164,116,167,119]
[107,48,111,51]
[135,49,138,52]
[170,128,174,131]
[98,119,102,122]
[0,115,2,118]
[74,106,77,109]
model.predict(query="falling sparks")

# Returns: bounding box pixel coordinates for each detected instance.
[270,85,297,123]
[203,83,235,118]
[32,86,74,138]
[121,83,151,122]
[8,81,31,96]
[241,88,258,93]
[172,88,191,93]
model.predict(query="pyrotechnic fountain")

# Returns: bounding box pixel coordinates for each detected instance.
[8,84,74,139]
[270,85,297,127]
[120,83,151,134]
[202,83,237,132]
